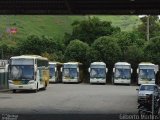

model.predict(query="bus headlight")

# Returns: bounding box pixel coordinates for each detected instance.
[28,80,35,84]
[9,80,13,84]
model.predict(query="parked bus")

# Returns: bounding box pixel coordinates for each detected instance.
[49,62,62,83]
[61,62,83,83]
[8,55,49,93]
[88,62,108,84]
[137,62,159,85]
[113,62,132,85]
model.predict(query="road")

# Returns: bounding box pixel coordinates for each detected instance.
[0,84,139,120]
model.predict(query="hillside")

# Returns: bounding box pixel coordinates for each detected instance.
[0,15,141,46]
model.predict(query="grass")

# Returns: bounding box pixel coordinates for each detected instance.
[0,15,141,46]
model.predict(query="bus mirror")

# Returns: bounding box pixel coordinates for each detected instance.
[5,64,9,72]
[34,65,37,72]
[55,68,57,72]
[77,68,79,72]
[131,69,133,73]
[60,68,62,72]
[106,68,108,73]
[113,68,115,73]
[155,65,159,73]
[137,69,139,74]
[88,68,90,72]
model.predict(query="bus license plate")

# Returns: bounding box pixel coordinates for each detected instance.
[19,86,23,88]
[14,81,21,85]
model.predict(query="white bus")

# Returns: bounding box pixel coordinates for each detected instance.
[61,62,83,83]
[8,55,49,93]
[88,62,108,84]
[113,62,132,85]
[49,62,62,83]
[137,62,159,85]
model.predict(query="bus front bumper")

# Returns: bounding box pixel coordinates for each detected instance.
[63,79,78,83]
[114,79,131,84]
[9,83,36,90]
[49,78,56,82]
[90,78,106,83]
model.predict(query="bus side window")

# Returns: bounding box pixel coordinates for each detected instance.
[39,69,43,81]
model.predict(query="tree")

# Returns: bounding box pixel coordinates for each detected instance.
[92,36,121,67]
[137,15,160,40]
[64,40,89,65]
[144,36,160,65]
[112,31,145,60]
[16,35,64,61]
[0,44,15,59]
[64,17,120,45]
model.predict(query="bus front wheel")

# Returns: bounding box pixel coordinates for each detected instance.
[33,84,38,93]
[12,90,16,93]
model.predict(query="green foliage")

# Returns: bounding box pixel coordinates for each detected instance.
[86,47,101,65]
[125,45,145,66]
[96,15,141,31]
[16,35,64,61]
[0,15,141,47]
[0,44,15,59]
[112,31,145,60]
[91,36,122,68]
[64,17,120,45]
[144,37,160,65]
[64,40,89,66]
[137,15,160,40]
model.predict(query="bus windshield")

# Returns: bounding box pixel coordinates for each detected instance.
[49,68,55,78]
[90,68,106,78]
[115,69,131,79]
[10,65,34,80]
[139,69,155,80]
[63,68,77,79]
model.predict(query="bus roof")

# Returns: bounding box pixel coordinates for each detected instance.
[49,62,63,65]
[139,62,155,66]
[91,62,106,65]
[115,62,131,66]
[10,55,48,60]
[64,62,82,65]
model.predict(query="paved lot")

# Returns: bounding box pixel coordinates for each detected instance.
[0,84,139,115]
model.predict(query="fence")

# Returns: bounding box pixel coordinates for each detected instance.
[0,60,9,89]
[0,68,9,89]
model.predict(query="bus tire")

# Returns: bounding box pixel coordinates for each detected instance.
[12,90,16,93]
[33,84,38,93]
[44,82,47,90]
[33,88,37,93]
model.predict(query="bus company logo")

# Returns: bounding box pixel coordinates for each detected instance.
[1,114,18,120]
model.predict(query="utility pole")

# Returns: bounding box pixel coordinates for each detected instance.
[147,16,150,41]
[139,15,150,41]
